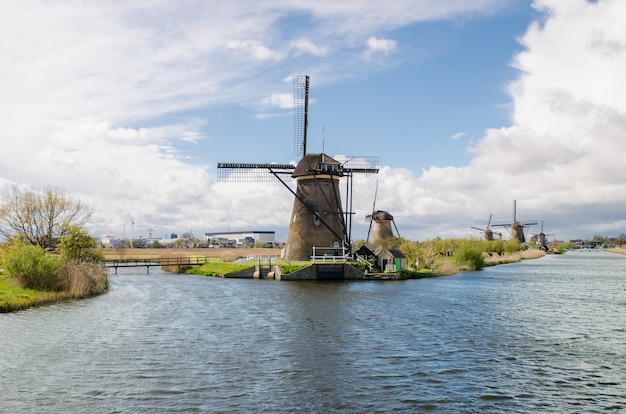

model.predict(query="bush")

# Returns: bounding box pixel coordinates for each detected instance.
[4,243,62,290]
[504,240,522,254]
[454,247,485,271]
[58,225,104,262]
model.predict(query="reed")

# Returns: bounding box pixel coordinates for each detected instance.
[57,261,109,297]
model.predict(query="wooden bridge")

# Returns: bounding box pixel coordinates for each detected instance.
[103,257,211,274]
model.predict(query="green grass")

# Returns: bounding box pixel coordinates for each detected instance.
[278,261,310,274]
[0,275,66,312]
[186,261,256,276]
[187,259,313,277]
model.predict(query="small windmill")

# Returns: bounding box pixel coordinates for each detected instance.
[217,76,379,261]
[492,200,538,243]
[471,214,502,241]
[365,181,400,241]
[535,221,555,251]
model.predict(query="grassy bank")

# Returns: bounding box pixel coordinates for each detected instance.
[0,264,109,313]
[405,249,547,278]
[1,247,546,312]
[484,249,547,265]
[1,259,109,313]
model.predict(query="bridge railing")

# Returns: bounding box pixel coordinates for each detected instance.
[103,257,212,274]
[310,246,349,263]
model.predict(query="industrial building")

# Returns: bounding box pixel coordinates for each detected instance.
[203,231,276,247]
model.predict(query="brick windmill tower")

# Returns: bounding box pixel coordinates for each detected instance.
[218,76,379,261]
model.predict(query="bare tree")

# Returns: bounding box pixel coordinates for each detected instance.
[0,186,93,249]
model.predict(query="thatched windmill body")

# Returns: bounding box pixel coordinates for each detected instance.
[217,76,379,261]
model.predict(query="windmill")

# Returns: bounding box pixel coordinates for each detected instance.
[492,200,538,243]
[534,221,555,251]
[365,181,400,241]
[217,76,379,261]
[471,214,502,241]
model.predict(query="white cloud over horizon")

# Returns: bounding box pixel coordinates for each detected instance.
[1,0,625,244]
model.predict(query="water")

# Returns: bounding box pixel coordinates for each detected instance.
[1,251,626,413]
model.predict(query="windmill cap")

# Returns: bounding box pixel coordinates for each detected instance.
[372,210,393,220]
[292,153,342,177]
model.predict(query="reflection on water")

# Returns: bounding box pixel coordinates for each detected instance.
[1,251,625,412]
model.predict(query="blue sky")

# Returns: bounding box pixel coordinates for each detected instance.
[1,0,625,243]
[200,3,537,172]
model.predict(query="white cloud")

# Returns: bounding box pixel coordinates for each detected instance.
[226,40,285,61]
[291,38,330,56]
[263,93,295,109]
[362,36,398,61]
[405,0,626,240]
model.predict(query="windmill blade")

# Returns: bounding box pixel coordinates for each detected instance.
[293,75,309,157]
[366,220,374,242]
[487,214,493,229]
[334,155,380,174]
[392,218,401,239]
[366,181,378,243]
[371,180,378,215]
[217,162,295,182]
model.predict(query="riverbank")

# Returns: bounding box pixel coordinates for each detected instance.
[484,249,546,265]
[0,277,99,313]
[1,247,545,313]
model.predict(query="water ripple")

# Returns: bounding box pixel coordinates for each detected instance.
[1,252,625,412]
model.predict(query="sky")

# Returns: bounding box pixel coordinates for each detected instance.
[1,0,626,243]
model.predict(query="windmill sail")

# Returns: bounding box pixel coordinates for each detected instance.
[293,75,309,157]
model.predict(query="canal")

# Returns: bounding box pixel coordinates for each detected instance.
[1,251,625,412]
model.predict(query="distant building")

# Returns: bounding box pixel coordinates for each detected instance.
[204,231,276,247]
[100,234,123,248]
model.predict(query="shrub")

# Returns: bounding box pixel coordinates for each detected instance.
[503,239,522,254]
[454,246,485,271]
[58,225,104,262]
[4,243,63,290]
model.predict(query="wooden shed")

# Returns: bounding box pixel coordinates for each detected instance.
[377,248,406,273]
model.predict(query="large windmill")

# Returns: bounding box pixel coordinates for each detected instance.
[492,200,538,243]
[217,76,379,261]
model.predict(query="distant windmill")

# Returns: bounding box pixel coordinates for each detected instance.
[492,200,538,243]
[217,76,380,261]
[365,181,400,241]
[471,214,502,241]
[535,221,555,251]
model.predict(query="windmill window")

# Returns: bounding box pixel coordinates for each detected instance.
[316,163,342,173]
[313,213,321,226]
